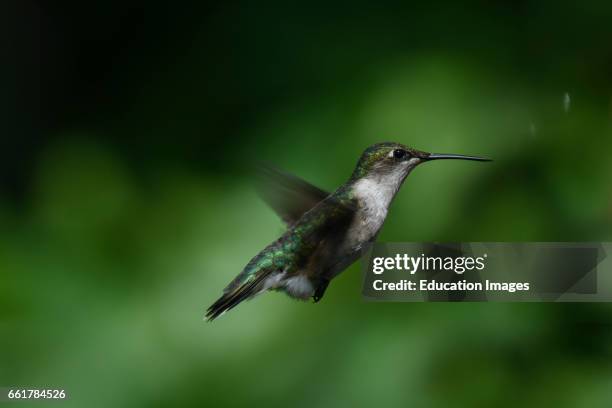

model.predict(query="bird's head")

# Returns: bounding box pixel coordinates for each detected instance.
[350,142,490,184]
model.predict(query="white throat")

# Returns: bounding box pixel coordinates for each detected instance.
[353,175,400,215]
[351,160,416,240]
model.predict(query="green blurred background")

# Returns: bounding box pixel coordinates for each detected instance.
[2,1,612,407]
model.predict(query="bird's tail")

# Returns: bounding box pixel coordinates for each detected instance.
[205,268,274,321]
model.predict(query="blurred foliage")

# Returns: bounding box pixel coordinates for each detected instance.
[2,1,612,407]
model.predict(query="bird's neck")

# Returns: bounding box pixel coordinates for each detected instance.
[351,172,406,211]
[348,172,407,235]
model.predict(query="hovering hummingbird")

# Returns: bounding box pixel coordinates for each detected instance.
[206,142,490,320]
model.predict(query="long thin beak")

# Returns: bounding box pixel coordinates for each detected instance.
[425,153,491,162]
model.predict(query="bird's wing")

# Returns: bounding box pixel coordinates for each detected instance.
[256,163,330,226]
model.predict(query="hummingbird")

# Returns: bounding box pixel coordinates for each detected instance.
[206,142,490,320]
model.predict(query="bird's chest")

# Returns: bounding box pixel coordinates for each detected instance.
[345,178,396,251]
[347,204,387,247]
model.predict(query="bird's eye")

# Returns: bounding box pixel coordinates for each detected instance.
[393,149,407,159]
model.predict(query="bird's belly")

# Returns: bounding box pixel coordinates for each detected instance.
[323,211,385,279]
[326,231,378,280]
[327,245,370,279]
[344,211,385,251]
[282,275,315,299]
[262,271,314,300]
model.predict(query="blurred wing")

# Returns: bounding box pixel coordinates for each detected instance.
[256,163,330,225]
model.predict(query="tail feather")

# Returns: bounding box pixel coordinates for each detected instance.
[205,270,272,321]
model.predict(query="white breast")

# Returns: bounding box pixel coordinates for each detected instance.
[353,178,391,232]
[348,161,415,248]
[349,177,395,246]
